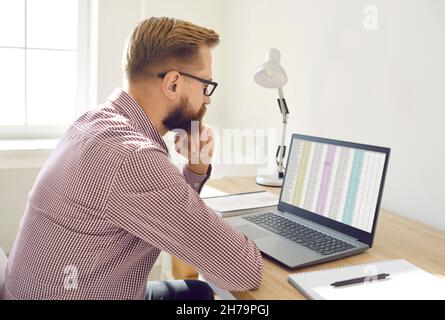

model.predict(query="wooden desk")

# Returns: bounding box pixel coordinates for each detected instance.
[204,176,445,300]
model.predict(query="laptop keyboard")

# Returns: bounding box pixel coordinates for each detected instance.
[243,212,355,256]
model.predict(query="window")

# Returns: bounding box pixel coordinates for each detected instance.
[0,0,90,139]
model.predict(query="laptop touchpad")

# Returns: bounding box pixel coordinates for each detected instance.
[236,225,271,240]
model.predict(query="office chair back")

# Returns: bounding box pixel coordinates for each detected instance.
[0,245,7,300]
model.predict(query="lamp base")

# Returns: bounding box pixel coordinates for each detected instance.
[256,174,283,187]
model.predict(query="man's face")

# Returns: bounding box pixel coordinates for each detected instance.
[162,46,213,133]
[162,95,207,133]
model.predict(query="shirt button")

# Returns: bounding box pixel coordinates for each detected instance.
[194,183,200,188]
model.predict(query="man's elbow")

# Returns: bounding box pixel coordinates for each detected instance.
[209,257,264,292]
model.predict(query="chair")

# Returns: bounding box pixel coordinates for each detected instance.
[0,245,7,300]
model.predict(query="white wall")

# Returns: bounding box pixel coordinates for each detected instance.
[93,0,145,104]
[0,168,40,254]
[218,0,445,230]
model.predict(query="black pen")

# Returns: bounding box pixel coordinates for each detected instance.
[330,273,390,287]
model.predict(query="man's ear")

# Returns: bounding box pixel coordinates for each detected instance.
[161,72,181,100]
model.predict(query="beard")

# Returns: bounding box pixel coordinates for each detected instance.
[163,96,207,133]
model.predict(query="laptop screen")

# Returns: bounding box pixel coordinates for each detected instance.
[280,136,388,233]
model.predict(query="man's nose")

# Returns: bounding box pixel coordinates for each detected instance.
[204,95,211,105]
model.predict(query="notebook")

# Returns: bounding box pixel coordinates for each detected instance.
[202,191,278,218]
[288,259,445,300]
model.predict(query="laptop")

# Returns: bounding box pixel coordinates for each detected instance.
[226,134,390,269]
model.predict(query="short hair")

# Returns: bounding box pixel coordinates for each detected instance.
[124,17,220,81]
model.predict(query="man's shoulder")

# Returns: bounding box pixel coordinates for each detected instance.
[70,105,167,156]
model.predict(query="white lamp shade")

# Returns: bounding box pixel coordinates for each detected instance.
[254,48,288,89]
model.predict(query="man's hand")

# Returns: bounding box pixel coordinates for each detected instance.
[174,125,215,175]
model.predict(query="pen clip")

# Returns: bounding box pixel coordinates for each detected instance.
[330,273,390,287]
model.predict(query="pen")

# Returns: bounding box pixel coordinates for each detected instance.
[330,273,390,287]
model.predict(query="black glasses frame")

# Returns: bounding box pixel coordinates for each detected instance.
[157,71,218,97]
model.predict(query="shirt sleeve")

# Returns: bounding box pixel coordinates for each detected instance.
[183,165,211,194]
[105,147,263,291]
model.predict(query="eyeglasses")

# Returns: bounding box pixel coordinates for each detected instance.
[157,71,218,97]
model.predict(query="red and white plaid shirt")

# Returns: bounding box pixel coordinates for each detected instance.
[4,89,263,300]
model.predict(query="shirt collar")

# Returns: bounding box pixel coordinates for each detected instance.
[107,88,168,153]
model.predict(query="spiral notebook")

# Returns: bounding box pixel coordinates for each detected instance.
[288,259,445,300]
[202,191,278,217]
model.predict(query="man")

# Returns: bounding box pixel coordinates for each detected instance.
[4,17,263,300]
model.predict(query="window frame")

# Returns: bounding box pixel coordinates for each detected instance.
[0,0,92,140]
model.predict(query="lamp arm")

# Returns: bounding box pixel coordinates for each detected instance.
[276,88,289,177]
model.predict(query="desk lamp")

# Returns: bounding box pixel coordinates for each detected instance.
[254,48,289,187]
